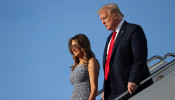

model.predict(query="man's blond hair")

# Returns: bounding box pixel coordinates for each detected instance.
[97,3,124,18]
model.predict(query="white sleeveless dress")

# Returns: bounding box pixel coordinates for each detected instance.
[70,64,90,100]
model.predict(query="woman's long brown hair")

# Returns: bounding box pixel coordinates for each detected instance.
[68,34,100,71]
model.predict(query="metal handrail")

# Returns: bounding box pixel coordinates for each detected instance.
[149,61,164,71]
[147,55,164,64]
[96,89,103,96]
[164,53,175,59]
[148,53,175,72]
[146,56,164,72]
[114,59,175,100]
[149,53,175,71]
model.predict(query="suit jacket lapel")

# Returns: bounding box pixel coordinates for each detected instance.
[111,21,127,56]
[103,32,113,68]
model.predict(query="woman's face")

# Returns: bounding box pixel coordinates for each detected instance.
[71,40,83,58]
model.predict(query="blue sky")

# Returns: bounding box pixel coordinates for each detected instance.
[0,0,175,100]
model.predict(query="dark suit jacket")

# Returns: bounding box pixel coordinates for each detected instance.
[103,21,152,100]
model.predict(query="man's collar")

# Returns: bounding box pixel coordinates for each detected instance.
[115,19,124,32]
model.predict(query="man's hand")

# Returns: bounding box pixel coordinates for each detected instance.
[128,82,137,94]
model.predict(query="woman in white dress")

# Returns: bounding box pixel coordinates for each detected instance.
[68,34,100,100]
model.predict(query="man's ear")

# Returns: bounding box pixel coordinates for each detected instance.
[114,13,118,20]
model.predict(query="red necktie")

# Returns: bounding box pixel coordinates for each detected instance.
[105,31,117,80]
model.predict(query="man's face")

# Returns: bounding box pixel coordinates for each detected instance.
[99,8,117,31]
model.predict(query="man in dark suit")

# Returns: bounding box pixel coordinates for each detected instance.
[97,3,153,100]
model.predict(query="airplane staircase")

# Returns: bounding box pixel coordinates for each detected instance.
[96,53,175,100]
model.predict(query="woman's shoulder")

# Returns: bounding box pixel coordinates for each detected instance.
[88,57,96,63]
[88,57,99,68]
[88,57,100,75]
